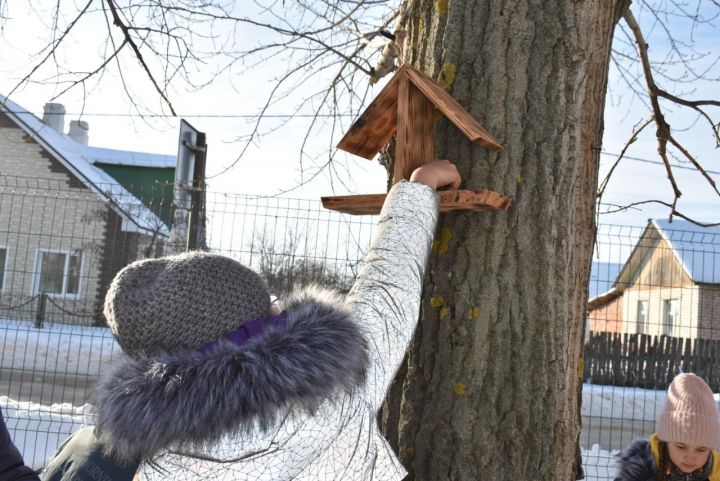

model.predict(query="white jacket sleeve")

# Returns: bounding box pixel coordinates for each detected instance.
[345,180,440,411]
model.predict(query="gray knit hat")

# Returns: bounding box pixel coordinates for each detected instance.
[104,251,271,357]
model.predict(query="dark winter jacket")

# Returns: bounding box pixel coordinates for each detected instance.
[0,406,40,481]
[615,433,720,481]
[93,180,441,481]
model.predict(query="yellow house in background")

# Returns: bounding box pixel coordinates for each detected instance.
[588,219,720,340]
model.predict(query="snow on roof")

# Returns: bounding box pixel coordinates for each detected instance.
[652,218,720,284]
[0,95,171,237]
[589,261,624,300]
[84,144,175,168]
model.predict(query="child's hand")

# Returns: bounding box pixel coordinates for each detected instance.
[409,160,461,191]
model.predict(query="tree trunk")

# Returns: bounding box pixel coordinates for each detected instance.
[381,1,629,479]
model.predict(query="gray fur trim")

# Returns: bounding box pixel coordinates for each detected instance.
[614,438,656,481]
[93,287,368,463]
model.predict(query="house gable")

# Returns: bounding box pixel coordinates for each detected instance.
[626,236,694,290]
[614,225,694,293]
[653,219,720,285]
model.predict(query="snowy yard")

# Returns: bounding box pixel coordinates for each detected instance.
[0,318,684,480]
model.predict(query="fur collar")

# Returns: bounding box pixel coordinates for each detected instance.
[616,438,657,481]
[93,287,368,463]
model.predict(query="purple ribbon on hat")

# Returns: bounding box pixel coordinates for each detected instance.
[198,311,288,357]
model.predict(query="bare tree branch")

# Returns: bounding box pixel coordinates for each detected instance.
[600,200,720,227]
[597,116,655,199]
[622,7,720,222]
[104,0,177,115]
[4,0,94,102]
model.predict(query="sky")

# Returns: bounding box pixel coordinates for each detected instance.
[0,317,675,479]
[0,1,717,227]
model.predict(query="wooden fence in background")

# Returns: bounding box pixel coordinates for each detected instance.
[584,331,720,391]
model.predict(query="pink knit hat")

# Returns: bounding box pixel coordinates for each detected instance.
[656,373,720,448]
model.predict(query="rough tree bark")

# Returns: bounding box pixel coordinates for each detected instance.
[381,1,630,480]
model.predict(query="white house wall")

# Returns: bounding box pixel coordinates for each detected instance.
[620,236,701,339]
[622,286,700,339]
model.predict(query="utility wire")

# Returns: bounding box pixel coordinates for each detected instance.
[600,151,720,175]
[3,109,356,119]
[4,108,717,174]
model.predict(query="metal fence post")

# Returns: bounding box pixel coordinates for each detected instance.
[35,293,46,328]
[186,131,207,251]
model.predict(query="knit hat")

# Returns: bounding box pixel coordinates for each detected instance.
[104,251,271,357]
[656,373,720,448]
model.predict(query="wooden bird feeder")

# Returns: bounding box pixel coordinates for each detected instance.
[321,64,511,215]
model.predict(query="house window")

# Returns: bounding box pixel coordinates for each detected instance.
[663,299,679,336]
[0,247,6,291]
[636,300,648,334]
[33,250,82,296]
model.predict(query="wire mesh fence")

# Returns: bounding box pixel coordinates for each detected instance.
[0,175,376,469]
[582,221,720,480]
[1,174,720,479]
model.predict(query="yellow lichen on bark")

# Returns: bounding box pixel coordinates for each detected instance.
[437,63,457,90]
[430,295,445,308]
[432,227,453,255]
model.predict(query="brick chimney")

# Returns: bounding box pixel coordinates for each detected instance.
[42,103,65,133]
[69,120,89,145]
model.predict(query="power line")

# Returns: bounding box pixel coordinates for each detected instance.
[2,109,356,119]
[4,105,718,175]
[601,151,720,175]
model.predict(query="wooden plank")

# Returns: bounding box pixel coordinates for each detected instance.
[628,333,638,384]
[697,338,707,379]
[691,337,699,372]
[612,333,622,385]
[682,337,692,372]
[394,75,435,182]
[404,66,502,152]
[700,338,709,379]
[597,333,605,383]
[653,336,663,389]
[641,335,650,388]
[621,332,629,385]
[321,189,512,215]
[336,65,409,159]
[671,337,681,381]
[707,340,716,385]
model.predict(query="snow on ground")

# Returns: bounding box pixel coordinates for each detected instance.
[582,382,666,420]
[0,318,119,375]
[1,396,92,470]
[581,384,667,481]
[582,444,618,481]
[0,318,709,479]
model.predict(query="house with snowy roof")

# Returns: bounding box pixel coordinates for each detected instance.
[588,219,720,340]
[0,95,176,325]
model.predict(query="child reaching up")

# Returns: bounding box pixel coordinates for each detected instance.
[615,373,720,481]
[42,159,462,481]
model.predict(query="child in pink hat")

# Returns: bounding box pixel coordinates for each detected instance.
[615,373,720,481]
